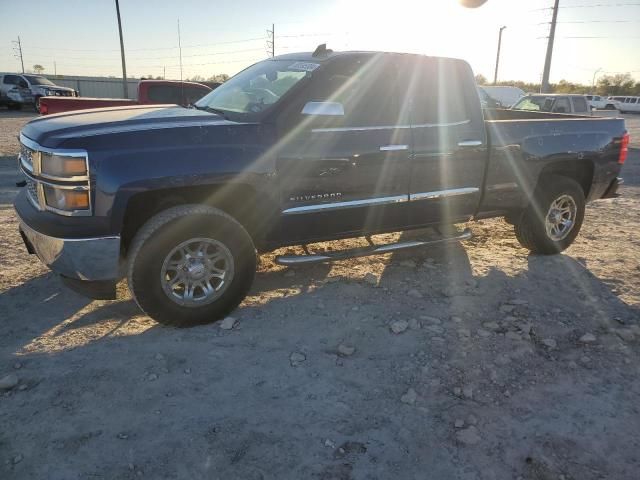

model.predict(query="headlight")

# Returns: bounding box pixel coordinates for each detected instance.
[43,185,90,212]
[41,152,88,179]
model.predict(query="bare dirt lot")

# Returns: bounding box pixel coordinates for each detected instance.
[1,109,639,480]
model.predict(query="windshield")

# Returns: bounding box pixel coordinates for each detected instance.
[23,75,54,86]
[512,96,553,112]
[194,59,315,117]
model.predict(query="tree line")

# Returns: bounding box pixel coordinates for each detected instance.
[475,73,640,96]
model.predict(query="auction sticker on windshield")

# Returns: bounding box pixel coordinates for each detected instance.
[288,62,320,72]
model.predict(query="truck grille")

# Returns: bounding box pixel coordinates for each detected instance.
[20,143,36,171]
[25,176,40,208]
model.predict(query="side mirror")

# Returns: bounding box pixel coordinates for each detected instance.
[301,101,344,116]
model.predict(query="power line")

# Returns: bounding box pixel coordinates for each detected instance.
[20,36,266,53]
[531,2,640,11]
[538,19,640,23]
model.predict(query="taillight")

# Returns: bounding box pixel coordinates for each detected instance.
[618,132,629,165]
[39,103,48,115]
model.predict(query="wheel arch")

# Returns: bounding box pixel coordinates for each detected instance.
[537,159,594,199]
[119,182,277,256]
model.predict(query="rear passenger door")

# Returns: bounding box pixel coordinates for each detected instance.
[405,57,486,226]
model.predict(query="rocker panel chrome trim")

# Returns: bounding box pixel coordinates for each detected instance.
[282,194,408,215]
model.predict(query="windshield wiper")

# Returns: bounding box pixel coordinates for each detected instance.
[193,105,229,119]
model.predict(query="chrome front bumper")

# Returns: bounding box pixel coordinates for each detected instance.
[18,216,121,281]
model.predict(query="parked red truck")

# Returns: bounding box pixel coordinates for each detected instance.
[38,80,212,115]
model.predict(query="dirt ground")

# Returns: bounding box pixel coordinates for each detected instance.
[1,109,639,480]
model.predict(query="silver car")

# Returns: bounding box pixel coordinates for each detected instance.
[0,73,34,110]
[1,73,77,112]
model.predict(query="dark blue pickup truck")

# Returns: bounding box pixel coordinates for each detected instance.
[15,47,629,326]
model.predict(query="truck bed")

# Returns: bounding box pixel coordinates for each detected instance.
[479,112,627,216]
[39,97,138,115]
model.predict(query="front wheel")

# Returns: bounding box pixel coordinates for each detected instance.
[514,175,585,254]
[127,205,257,327]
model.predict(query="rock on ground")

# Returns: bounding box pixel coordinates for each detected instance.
[0,373,18,390]
[390,320,409,334]
[400,388,417,405]
[456,426,481,445]
[219,317,238,330]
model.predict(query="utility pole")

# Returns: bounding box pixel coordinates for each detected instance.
[541,0,559,93]
[178,19,183,83]
[114,0,128,98]
[266,24,275,57]
[12,36,25,73]
[592,67,603,89]
[493,26,506,85]
[54,61,57,76]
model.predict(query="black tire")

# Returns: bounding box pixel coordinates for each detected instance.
[127,204,256,327]
[514,175,585,254]
[7,103,21,111]
[34,97,41,113]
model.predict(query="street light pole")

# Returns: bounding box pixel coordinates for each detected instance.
[493,26,506,85]
[592,68,603,89]
[114,0,128,99]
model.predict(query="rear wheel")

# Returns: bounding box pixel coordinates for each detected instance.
[514,175,585,254]
[127,205,256,327]
[34,96,42,113]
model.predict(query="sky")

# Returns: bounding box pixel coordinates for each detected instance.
[0,0,639,85]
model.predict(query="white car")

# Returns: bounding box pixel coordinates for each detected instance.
[511,94,591,115]
[478,85,525,107]
[585,95,607,110]
[617,96,640,114]
[606,96,626,110]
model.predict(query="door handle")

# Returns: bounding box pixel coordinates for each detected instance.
[380,144,409,151]
[457,140,483,147]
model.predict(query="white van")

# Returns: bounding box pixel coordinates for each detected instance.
[479,85,525,107]
[617,96,640,114]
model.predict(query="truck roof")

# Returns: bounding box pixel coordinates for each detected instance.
[270,50,463,64]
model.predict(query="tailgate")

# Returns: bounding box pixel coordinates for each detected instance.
[40,97,137,115]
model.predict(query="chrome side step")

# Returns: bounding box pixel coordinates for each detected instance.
[275,228,472,265]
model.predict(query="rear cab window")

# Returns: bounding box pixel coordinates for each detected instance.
[410,58,471,125]
[571,96,589,113]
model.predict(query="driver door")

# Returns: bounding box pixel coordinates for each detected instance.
[274,55,412,243]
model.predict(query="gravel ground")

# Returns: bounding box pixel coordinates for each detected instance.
[1,108,639,480]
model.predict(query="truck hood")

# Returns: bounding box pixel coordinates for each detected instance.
[35,85,75,93]
[22,105,241,147]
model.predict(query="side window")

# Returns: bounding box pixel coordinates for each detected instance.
[304,56,403,127]
[552,97,570,113]
[3,74,18,85]
[594,96,601,101]
[631,98,638,104]
[411,59,469,125]
[571,96,588,113]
